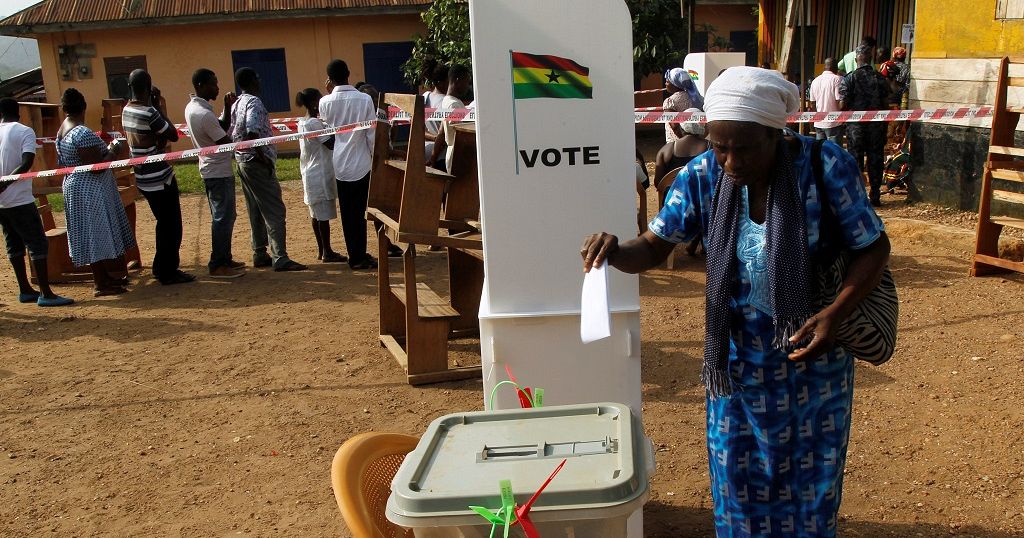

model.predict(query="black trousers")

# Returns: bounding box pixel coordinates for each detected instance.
[847,123,886,199]
[140,176,183,280]
[337,173,371,267]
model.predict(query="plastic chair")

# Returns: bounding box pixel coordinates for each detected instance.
[331,432,419,538]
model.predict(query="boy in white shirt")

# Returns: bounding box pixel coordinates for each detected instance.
[0,98,73,306]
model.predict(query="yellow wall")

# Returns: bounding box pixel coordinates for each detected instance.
[695,4,758,50]
[915,0,1024,58]
[34,14,425,148]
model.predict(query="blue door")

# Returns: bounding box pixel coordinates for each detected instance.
[232,48,290,113]
[362,42,416,94]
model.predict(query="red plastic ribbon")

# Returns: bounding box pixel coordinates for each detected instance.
[504,365,533,409]
[514,458,568,538]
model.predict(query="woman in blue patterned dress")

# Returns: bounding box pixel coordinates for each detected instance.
[56,88,136,296]
[581,68,890,537]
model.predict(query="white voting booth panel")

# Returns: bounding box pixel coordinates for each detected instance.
[469,0,646,535]
[469,0,639,316]
[682,52,748,96]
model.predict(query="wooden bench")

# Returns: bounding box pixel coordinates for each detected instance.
[367,93,482,385]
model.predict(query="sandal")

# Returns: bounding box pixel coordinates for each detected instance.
[321,252,349,263]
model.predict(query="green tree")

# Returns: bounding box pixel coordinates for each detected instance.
[629,0,689,80]
[402,0,471,87]
[402,0,689,86]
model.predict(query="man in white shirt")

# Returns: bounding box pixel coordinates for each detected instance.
[428,64,472,173]
[0,99,73,306]
[319,59,377,270]
[808,57,845,145]
[184,68,245,279]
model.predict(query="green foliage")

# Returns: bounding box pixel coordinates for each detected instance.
[402,0,472,87]
[629,0,689,80]
[402,0,689,86]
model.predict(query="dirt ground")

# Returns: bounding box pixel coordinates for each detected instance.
[1,179,1023,538]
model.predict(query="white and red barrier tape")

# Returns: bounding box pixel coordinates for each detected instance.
[11,105,996,183]
[8,119,375,183]
[33,105,995,145]
[631,106,994,124]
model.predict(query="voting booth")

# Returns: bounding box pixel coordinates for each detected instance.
[469,0,647,534]
[469,0,641,418]
[682,52,747,96]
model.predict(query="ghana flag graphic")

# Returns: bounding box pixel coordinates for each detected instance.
[511,51,593,99]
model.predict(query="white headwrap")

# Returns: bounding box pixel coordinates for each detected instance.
[681,108,705,137]
[703,66,799,130]
[665,67,690,90]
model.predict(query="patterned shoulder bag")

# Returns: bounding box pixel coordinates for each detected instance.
[810,140,899,365]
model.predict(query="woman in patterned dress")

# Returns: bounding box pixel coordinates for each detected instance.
[56,88,136,296]
[581,67,891,537]
[663,67,704,143]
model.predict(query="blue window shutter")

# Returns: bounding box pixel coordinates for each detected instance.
[231,48,290,113]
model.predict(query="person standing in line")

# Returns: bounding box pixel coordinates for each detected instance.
[319,59,378,270]
[122,69,195,285]
[422,61,449,166]
[880,47,911,108]
[184,68,246,279]
[0,98,73,306]
[56,89,136,296]
[231,67,306,272]
[838,36,876,75]
[840,47,891,207]
[662,67,704,143]
[295,88,347,263]
[808,57,845,145]
[428,64,473,173]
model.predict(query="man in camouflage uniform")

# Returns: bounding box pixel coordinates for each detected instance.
[839,46,891,206]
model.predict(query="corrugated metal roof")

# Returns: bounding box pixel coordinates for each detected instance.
[0,0,432,33]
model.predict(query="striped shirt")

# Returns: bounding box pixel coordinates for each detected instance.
[122,103,175,191]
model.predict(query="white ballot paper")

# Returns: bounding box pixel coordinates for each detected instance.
[581,261,612,343]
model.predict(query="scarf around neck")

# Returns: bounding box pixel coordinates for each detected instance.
[702,139,813,398]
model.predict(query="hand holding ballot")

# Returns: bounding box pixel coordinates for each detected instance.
[580,230,678,275]
[580,232,620,273]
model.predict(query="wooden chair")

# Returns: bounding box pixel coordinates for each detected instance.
[367,94,482,385]
[331,432,417,538]
[366,93,454,244]
[971,56,1024,276]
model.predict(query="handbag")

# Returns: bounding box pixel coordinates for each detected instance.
[810,140,899,365]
